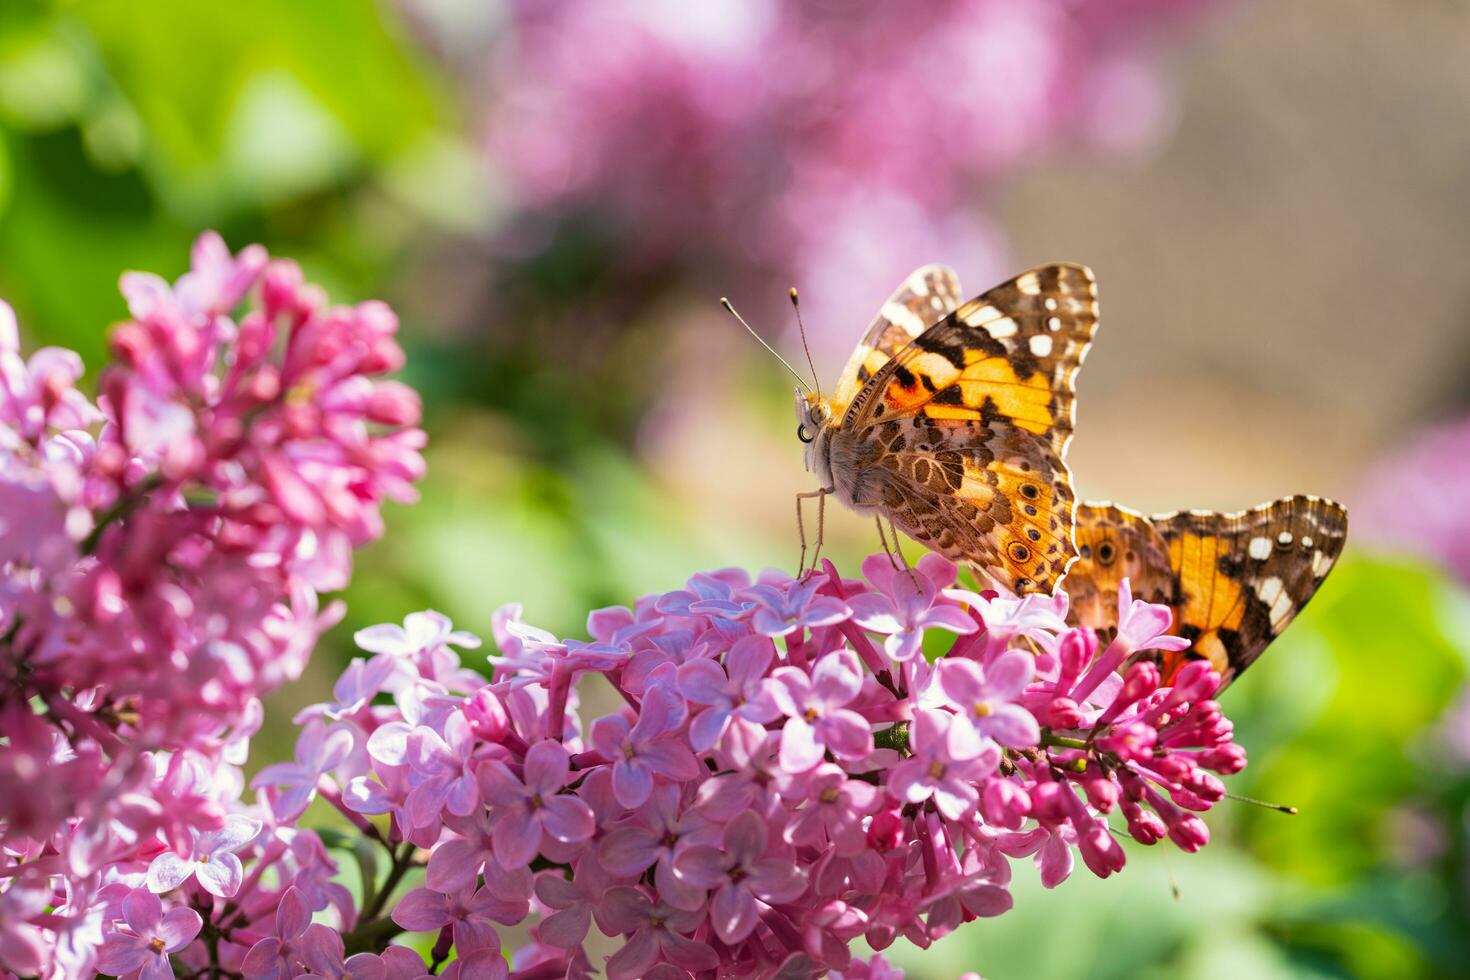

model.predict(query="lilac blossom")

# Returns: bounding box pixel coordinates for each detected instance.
[768,648,874,771]
[479,739,595,868]
[95,889,201,980]
[145,815,261,898]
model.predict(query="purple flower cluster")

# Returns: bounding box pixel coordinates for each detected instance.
[470,0,1221,350]
[0,234,425,977]
[9,549,1245,978]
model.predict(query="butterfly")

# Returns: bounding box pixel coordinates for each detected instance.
[795,263,1098,596]
[1065,496,1347,689]
[794,263,1347,690]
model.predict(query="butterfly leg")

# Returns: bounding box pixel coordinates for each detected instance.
[795,487,831,577]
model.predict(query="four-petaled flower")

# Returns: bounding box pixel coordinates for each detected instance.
[935,651,1041,754]
[888,709,999,820]
[589,689,700,808]
[96,889,201,980]
[849,555,977,662]
[673,809,808,943]
[145,815,261,898]
[251,719,356,820]
[479,739,596,868]
[745,573,850,638]
[768,649,874,772]
[599,887,720,980]
[676,634,781,751]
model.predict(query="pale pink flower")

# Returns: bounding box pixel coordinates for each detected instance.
[95,889,201,980]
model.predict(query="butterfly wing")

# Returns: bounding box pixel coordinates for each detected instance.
[832,264,1099,594]
[1066,502,1175,632]
[829,264,963,414]
[1147,494,1348,688]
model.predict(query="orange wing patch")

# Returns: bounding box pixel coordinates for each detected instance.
[1064,495,1349,690]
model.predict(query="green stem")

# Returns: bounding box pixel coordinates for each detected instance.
[81,474,161,554]
[1039,731,1089,750]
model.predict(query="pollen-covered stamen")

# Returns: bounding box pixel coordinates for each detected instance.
[819,786,842,804]
[927,760,947,780]
[803,706,821,723]
[149,937,166,954]
[973,700,993,718]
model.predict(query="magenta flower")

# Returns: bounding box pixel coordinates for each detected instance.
[935,651,1041,754]
[390,876,529,952]
[355,610,481,687]
[745,574,851,638]
[675,634,781,751]
[145,815,260,898]
[785,764,882,849]
[598,784,719,911]
[241,886,312,980]
[533,857,615,948]
[673,810,808,943]
[298,923,389,980]
[888,709,999,819]
[589,689,700,809]
[95,889,201,980]
[479,739,595,869]
[598,887,719,980]
[849,555,977,662]
[768,649,874,772]
[251,719,356,820]
[404,711,480,827]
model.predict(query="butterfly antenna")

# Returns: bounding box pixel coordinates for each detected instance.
[721,297,813,395]
[1224,791,1298,815]
[789,287,822,402]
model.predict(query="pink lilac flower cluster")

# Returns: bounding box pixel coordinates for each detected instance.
[15,551,1244,978]
[0,234,425,977]
[460,0,1223,354]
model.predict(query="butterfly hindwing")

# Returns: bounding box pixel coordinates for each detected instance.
[829,264,1099,595]
[1065,495,1348,689]
[1067,502,1174,632]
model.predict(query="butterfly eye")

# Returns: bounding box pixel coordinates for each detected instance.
[797,424,815,444]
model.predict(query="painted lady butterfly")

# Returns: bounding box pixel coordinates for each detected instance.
[794,263,1346,689]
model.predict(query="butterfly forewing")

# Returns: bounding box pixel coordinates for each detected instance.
[829,264,962,412]
[826,264,1099,596]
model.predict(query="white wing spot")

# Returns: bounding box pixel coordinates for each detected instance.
[881,301,927,335]
[1277,531,1293,546]
[1312,550,1334,576]
[984,315,1018,337]
[1047,316,1062,332]
[1301,536,1314,549]
[1029,334,1053,357]
[1248,536,1272,561]
[1044,297,1058,311]
[1016,273,1041,296]
[1257,576,1293,626]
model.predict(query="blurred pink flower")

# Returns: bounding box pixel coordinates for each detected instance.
[1357,413,1470,583]
[462,0,1221,352]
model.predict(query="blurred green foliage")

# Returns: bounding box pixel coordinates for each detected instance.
[4,5,1469,978]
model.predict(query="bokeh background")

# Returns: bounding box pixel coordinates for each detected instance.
[4,1,1470,976]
